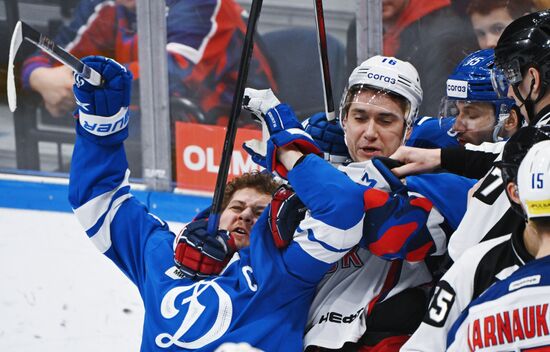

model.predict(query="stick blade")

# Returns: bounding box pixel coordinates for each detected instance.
[7,21,23,112]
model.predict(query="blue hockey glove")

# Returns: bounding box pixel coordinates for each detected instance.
[242,88,322,178]
[303,112,350,164]
[174,219,237,279]
[73,56,133,137]
[360,158,435,262]
[371,157,407,194]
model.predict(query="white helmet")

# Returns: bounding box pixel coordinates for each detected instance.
[339,55,423,126]
[517,140,550,219]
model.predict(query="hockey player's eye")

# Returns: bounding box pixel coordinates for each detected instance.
[230,205,244,212]
[474,29,486,39]
[490,23,506,35]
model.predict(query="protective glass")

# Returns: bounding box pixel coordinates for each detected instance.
[494,58,522,87]
[340,84,410,123]
[439,99,496,133]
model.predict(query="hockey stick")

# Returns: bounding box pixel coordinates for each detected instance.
[313,0,336,121]
[7,21,102,112]
[207,0,263,234]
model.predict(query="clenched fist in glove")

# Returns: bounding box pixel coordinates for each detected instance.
[242,88,322,178]
[174,220,237,280]
[302,112,350,165]
[360,157,436,262]
[73,56,133,139]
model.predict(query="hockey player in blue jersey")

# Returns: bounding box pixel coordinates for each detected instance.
[440,48,519,146]
[446,139,550,351]
[68,55,456,351]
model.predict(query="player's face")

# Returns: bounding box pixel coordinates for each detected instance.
[452,101,496,145]
[470,8,514,49]
[219,188,271,250]
[342,90,406,162]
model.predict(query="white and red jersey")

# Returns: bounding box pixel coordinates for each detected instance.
[446,255,550,351]
[303,161,459,350]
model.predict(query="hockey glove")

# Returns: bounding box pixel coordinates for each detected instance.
[303,112,350,164]
[242,138,268,169]
[174,219,237,279]
[360,158,435,262]
[243,88,322,178]
[269,184,307,248]
[73,56,133,137]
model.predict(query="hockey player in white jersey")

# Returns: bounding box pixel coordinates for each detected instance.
[238,57,474,351]
[401,125,550,352]
[446,139,550,351]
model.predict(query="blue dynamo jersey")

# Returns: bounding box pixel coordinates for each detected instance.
[406,116,459,149]
[447,255,550,351]
[68,122,368,350]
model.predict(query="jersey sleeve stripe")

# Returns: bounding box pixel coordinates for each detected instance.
[89,193,132,253]
[294,217,364,264]
[73,169,131,231]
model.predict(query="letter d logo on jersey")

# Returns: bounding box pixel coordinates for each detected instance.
[446,79,468,99]
[155,279,233,349]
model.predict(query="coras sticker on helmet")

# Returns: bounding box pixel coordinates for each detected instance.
[339,55,423,126]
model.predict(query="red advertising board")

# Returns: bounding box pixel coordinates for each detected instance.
[174,122,263,192]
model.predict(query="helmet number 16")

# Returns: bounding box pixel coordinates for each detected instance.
[381,57,397,65]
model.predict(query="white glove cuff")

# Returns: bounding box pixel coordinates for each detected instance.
[79,106,129,136]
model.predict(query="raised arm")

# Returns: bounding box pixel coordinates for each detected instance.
[68,56,169,287]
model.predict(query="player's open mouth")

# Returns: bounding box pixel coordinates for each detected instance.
[231,227,248,238]
[360,147,381,155]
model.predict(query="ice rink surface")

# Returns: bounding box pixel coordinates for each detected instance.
[0,207,147,351]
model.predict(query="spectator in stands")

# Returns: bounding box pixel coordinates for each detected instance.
[381,0,478,117]
[466,0,535,50]
[23,0,276,126]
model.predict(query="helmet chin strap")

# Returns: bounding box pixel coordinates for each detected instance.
[492,120,506,142]
[513,75,548,126]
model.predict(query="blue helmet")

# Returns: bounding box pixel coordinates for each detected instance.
[446,49,514,118]
[442,48,516,141]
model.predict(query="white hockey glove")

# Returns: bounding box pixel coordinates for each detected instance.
[242,88,322,178]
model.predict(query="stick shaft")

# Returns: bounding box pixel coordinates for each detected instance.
[207,0,263,234]
[313,0,335,120]
[20,21,102,86]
